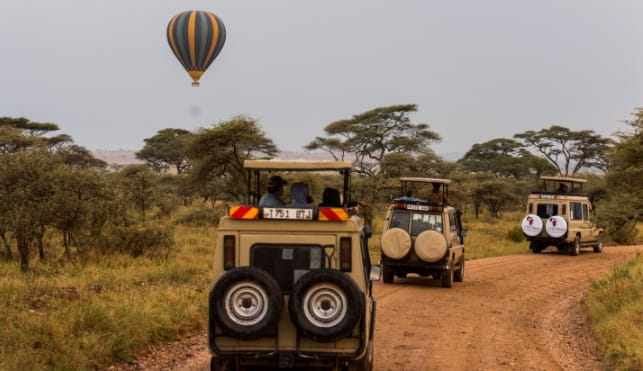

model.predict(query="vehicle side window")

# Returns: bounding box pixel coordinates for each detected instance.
[390,211,410,232]
[570,202,583,221]
[582,203,589,220]
[536,204,558,218]
[449,212,456,232]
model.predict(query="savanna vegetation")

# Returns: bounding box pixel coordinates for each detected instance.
[0,106,641,370]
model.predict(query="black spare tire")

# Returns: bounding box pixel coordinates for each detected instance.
[210,267,283,340]
[289,269,364,342]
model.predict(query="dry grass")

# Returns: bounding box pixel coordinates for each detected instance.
[0,225,213,370]
[584,252,643,370]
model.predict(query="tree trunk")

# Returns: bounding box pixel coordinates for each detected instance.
[1,233,13,259]
[17,227,30,272]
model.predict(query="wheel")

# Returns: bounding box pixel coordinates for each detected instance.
[382,265,394,284]
[593,241,603,253]
[414,230,448,263]
[210,267,283,340]
[345,340,374,371]
[380,228,412,259]
[529,241,542,253]
[569,236,581,256]
[210,358,239,371]
[289,269,364,342]
[441,269,454,288]
[454,259,465,282]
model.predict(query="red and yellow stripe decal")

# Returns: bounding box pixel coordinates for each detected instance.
[318,208,349,221]
[229,206,259,219]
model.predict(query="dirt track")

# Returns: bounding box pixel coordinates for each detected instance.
[113,245,642,371]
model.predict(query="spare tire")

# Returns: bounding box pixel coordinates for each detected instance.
[414,230,448,263]
[380,228,411,260]
[210,267,283,340]
[289,269,364,342]
[545,216,568,238]
[521,214,543,237]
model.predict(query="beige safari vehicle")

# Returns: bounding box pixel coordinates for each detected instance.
[379,177,466,288]
[521,176,603,256]
[208,160,378,371]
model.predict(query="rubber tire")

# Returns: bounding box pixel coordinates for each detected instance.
[345,340,374,371]
[210,267,283,340]
[569,236,581,256]
[382,265,394,284]
[289,269,364,342]
[414,230,448,263]
[441,269,454,288]
[380,228,412,259]
[593,242,603,253]
[454,259,465,282]
[529,241,542,254]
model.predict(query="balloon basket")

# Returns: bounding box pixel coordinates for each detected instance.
[192,82,200,87]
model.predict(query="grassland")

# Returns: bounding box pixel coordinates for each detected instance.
[0,208,640,370]
[584,252,643,370]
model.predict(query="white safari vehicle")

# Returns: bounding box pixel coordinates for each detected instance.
[208,160,378,371]
[521,176,603,255]
[379,177,466,288]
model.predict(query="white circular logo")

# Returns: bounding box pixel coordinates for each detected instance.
[521,214,543,237]
[545,216,568,238]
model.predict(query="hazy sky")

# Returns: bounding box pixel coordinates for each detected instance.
[1,1,642,155]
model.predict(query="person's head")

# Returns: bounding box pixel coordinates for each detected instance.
[432,183,440,192]
[320,187,341,207]
[267,175,287,196]
[289,182,309,205]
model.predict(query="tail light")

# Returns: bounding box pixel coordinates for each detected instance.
[339,237,352,272]
[223,235,235,270]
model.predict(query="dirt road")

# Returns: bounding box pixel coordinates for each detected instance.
[114,245,642,371]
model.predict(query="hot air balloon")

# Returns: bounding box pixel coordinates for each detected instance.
[166,10,226,87]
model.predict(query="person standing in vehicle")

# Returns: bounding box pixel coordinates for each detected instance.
[259,175,287,207]
[427,183,450,204]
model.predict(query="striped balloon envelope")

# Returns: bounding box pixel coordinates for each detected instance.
[166,10,226,87]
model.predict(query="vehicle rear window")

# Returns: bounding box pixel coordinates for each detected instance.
[570,202,583,220]
[392,211,444,236]
[536,204,558,218]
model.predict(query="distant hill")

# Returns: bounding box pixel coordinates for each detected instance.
[91,150,463,166]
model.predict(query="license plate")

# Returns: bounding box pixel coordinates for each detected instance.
[263,207,313,220]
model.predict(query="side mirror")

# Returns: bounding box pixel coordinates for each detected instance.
[362,225,373,239]
[369,265,381,281]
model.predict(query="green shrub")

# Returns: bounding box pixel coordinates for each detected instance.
[174,205,225,226]
[98,222,175,258]
[506,226,525,242]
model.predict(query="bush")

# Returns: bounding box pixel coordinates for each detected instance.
[174,205,225,226]
[98,222,175,258]
[506,226,525,242]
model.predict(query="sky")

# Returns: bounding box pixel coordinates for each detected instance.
[1,1,642,156]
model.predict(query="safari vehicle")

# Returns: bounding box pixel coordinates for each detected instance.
[379,177,466,288]
[521,176,603,256]
[208,160,378,371]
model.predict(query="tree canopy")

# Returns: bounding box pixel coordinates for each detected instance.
[305,104,441,177]
[186,115,278,202]
[514,125,611,176]
[136,128,193,174]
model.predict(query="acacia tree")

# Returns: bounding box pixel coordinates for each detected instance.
[514,125,612,176]
[186,115,278,203]
[0,150,61,270]
[458,138,556,179]
[596,109,643,243]
[136,128,193,174]
[305,104,441,177]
